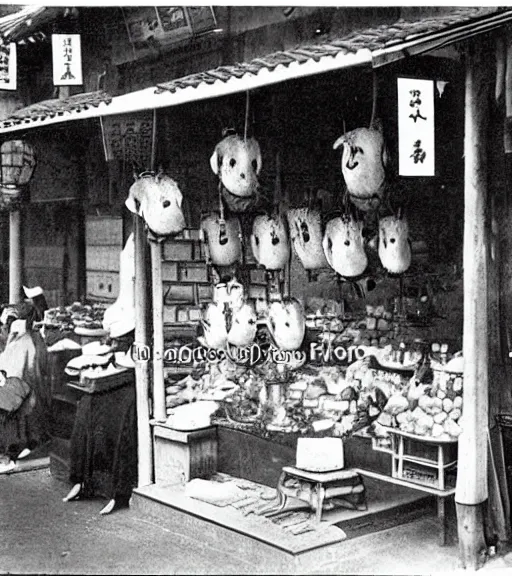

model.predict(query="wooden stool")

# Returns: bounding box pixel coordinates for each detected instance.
[269,466,367,523]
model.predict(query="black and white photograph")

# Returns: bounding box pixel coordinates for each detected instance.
[0,3,511,575]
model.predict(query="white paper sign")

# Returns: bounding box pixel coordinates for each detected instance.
[52,34,82,86]
[398,77,435,177]
[0,43,17,91]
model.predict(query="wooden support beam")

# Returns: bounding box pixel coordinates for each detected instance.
[151,239,166,422]
[134,215,153,487]
[9,210,22,303]
[456,38,490,571]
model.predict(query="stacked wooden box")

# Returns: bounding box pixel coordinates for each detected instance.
[162,229,211,325]
[85,216,123,302]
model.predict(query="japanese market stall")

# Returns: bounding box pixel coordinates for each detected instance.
[1,6,512,572]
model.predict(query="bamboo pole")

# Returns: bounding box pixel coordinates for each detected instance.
[134,214,153,487]
[9,210,21,303]
[150,239,166,422]
[456,39,490,570]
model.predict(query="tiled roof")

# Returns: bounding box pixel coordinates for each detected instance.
[0,5,65,45]
[156,7,507,93]
[1,91,112,128]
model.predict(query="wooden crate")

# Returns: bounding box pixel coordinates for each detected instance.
[85,216,123,246]
[163,240,195,261]
[86,271,119,300]
[86,245,121,272]
[162,262,179,282]
[153,423,217,486]
[163,283,196,304]
[179,262,208,283]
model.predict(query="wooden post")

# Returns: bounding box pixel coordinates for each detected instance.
[9,210,22,303]
[134,214,153,487]
[151,239,166,422]
[456,38,490,570]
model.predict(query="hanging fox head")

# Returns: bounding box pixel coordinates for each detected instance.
[333,126,388,211]
[126,172,186,238]
[378,211,412,274]
[210,134,262,211]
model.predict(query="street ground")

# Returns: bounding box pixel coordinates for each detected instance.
[1,468,512,575]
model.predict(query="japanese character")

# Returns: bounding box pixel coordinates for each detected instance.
[410,140,426,164]
[61,63,76,81]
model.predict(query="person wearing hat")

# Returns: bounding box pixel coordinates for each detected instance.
[0,305,49,472]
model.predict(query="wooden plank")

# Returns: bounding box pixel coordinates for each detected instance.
[9,210,21,303]
[85,216,123,246]
[134,215,153,487]
[151,240,166,422]
[86,245,121,272]
[456,38,490,571]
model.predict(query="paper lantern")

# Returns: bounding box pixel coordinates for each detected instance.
[0,140,36,210]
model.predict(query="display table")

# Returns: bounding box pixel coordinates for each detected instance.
[264,466,367,524]
[356,429,458,545]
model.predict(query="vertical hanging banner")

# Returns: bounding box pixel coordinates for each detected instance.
[397,77,435,176]
[52,34,83,86]
[101,112,154,170]
[0,43,17,91]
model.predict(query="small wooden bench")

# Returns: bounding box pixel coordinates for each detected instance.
[271,466,367,524]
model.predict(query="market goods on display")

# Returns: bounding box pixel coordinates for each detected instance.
[227,302,258,347]
[199,301,229,350]
[374,355,463,442]
[250,212,290,270]
[210,133,262,212]
[323,215,368,278]
[200,212,243,267]
[267,298,306,351]
[125,172,186,238]
[333,126,388,211]
[286,208,328,270]
[378,214,412,274]
[43,302,107,332]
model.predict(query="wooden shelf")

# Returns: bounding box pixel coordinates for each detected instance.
[354,468,456,497]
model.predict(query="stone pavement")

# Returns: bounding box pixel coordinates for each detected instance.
[0,468,510,575]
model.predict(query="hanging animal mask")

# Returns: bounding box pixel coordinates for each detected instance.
[267,298,306,351]
[227,302,257,347]
[200,302,229,350]
[286,208,328,270]
[323,215,368,278]
[126,172,186,238]
[210,134,262,212]
[333,127,388,211]
[201,212,242,267]
[251,213,290,270]
[213,278,245,310]
[378,214,412,274]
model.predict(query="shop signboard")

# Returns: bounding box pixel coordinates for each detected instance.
[0,43,16,91]
[52,34,82,86]
[397,77,435,177]
[101,111,154,169]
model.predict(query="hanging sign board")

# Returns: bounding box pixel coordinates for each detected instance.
[397,77,435,177]
[101,111,154,170]
[0,43,16,91]
[52,34,83,86]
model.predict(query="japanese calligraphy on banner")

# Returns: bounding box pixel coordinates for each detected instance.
[397,77,435,177]
[0,43,16,91]
[101,112,154,169]
[52,34,82,86]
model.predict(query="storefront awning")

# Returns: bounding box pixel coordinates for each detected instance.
[0,5,65,45]
[0,6,511,135]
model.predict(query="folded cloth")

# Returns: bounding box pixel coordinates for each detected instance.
[0,376,31,413]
